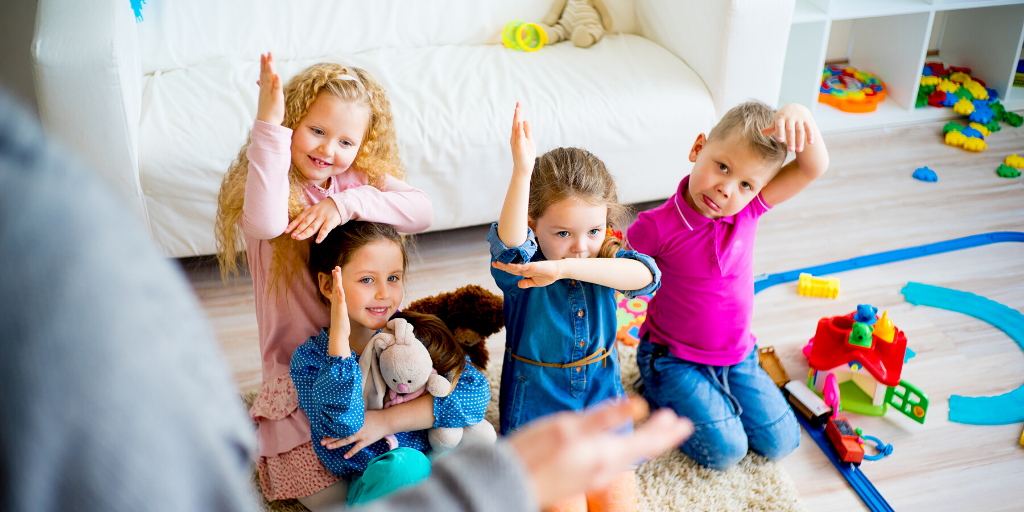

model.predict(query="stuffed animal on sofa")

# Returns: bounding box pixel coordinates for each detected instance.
[405,285,504,369]
[360,317,496,453]
[541,0,613,48]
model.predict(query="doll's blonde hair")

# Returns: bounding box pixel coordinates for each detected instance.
[215,63,403,297]
[527,147,628,258]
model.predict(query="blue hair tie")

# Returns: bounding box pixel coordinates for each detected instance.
[861,435,894,461]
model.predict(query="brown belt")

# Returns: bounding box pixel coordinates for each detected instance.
[508,347,611,369]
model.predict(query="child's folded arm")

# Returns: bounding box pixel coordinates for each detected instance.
[557,255,661,296]
[240,120,294,240]
[487,222,538,296]
[614,250,662,298]
[432,358,491,429]
[328,175,434,234]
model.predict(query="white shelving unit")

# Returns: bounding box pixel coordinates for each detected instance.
[782,0,1024,133]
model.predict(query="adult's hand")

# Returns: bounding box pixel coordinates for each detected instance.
[507,400,693,509]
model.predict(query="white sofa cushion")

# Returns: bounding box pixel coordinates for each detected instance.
[136,0,637,75]
[139,34,713,256]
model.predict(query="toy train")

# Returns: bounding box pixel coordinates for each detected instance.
[758,346,865,464]
[758,347,832,427]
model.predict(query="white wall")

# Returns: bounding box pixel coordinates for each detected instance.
[826,11,946,63]
[0,0,39,117]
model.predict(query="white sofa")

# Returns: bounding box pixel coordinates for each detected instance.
[33,0,794,258]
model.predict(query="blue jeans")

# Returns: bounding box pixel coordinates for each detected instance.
[636,338,800,470]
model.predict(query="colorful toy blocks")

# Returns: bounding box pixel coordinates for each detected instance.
[798,273,840,298]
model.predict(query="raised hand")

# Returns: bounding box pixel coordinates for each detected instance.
[327,266,351,358]
[256,52,285,125]
[491,260,562,288]
[760,103,816,153]
[285,197,342,243]
[510,102,536,176]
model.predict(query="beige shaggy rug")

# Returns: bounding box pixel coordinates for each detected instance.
[250,343,806,511]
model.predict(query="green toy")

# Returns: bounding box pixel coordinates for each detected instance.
[997,163,1021,178]
[991,101,1007,122]
[848,322,873,348]
[942,121,965,134]
[1006,111,1023,128]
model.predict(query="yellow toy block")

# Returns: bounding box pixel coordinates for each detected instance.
[798,273,839,299]
[969,122,990,136]
[1020,427,1024,447]
[965,81,988,100]
[949,71,971,84]
[920,76,940,87]
[937,79,959,93]
[963,137,987,152]
[953,97,975,116]
[945,130,967,148]
[1006,154,1024,169]
[875,311,895,343]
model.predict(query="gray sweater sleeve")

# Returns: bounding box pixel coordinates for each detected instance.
[347,442,539,512]
[0,91,258,512]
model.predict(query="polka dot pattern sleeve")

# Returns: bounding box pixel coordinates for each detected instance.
[433,358,490,429]
[290,329,365,439]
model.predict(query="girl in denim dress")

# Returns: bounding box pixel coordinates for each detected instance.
[488,104,661,512]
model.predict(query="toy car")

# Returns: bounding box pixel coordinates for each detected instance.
[826,416,865,464]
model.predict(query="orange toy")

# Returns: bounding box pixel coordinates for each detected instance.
[819,65,886,113]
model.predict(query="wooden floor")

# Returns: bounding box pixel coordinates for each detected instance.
[184,118,1024,511]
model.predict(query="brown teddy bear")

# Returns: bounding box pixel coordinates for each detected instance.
[405,285,503,370]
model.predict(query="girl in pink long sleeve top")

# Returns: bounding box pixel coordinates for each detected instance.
[216,55,433,502]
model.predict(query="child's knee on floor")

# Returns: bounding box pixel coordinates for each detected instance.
[746,408,801,461]
[682,416,749,470]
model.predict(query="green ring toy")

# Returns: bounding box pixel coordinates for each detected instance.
[502,20,548,52]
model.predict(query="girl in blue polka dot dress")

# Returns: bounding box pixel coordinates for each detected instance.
[290,221,491,507]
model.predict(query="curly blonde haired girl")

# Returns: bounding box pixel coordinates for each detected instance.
[215,53,432,504]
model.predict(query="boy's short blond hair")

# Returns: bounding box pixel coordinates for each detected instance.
[707,101,788,167]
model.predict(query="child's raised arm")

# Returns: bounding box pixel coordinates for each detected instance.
[326,266,351,358]
[496,103,537,248]
[239,53,293,241]
[759,103,830,207]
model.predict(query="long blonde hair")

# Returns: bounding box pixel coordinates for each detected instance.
[215,63,404,296]
[528,147,628,258]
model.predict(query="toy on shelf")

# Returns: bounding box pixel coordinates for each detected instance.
[804,305,930,423]
[798,272,839,298]
[1016,59,1024,87]
[953,97,975,116]
[998,163,1022,178]
[819,65,885,113]
[614,292,651,346]
[912,166,937,182]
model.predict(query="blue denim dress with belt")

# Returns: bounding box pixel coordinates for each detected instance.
[487,224,661,434]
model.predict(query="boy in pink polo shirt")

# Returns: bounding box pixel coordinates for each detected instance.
[627,101,829,470]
